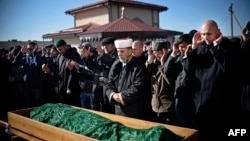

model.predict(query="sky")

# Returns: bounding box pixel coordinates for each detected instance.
[0,0,249,41]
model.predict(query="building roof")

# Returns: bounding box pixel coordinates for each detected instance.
[42,22,100,39]
[79,17,170,41]
[65,0,168,15]
[42,18,183,40]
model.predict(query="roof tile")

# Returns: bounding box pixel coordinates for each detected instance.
[84,17,167,34]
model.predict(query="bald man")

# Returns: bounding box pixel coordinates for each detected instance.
[132,40,148,63]
[192,20,222,49]
[185,20,243,140]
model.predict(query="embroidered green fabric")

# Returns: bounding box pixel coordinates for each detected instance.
[30,103,184,141]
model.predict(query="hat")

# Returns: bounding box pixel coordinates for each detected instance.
[45,44,54,49]
[51,46,59,53]
[177,34,192,44]
[188,29,198,37]
[101,37,115,45]
[13,45,21,56]
[115,38,133,49]
[55,39,67,48]
[144,40,152,46]
[79,42,92,49]
[151,39,170,51]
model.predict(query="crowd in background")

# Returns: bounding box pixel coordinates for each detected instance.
[0,19,250,141]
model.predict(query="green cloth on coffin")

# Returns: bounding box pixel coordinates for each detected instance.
[30,103,184,141]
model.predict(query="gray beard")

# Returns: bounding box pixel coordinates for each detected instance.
[119,57,128,63]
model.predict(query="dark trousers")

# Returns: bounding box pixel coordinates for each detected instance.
[155,111,177,125]
[60,94,81,107]
[98,85,115,114]
[24,87,44,108]
[193,109,250,141]
[175,98,195,128]
[80,92,100,110]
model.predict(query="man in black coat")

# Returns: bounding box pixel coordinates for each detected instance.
[55,39,82,107]
[186,20,243,141]
[95,37,118,113]
[239,21,250,140]
[106,38,147,119]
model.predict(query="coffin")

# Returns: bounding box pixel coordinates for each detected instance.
[7,105,198,141]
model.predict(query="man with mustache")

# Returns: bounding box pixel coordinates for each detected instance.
[106,38,147,119]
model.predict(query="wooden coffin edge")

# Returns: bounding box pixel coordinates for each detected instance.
[80,107,198,141]
[8,105,198,141]
[8,107,97,141]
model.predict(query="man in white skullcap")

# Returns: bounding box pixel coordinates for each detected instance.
[106,38,148,119]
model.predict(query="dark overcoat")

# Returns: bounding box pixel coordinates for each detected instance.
[106,57,146,119]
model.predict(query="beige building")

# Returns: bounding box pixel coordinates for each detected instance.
[43,0,183,47]
[66,1,164,28]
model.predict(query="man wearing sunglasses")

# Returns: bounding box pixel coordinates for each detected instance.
[12,42,45,108]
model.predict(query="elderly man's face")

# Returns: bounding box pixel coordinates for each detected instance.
[117,48,132,63]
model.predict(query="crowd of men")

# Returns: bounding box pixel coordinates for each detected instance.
[1,19,250,141]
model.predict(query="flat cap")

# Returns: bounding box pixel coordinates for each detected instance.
[80,42,91,48]
[144,40,152,46]
[151,39,170,51]
[115,38,133,49]
[101,37,115,45]
[45,44,54,49]
[55,39,67,48]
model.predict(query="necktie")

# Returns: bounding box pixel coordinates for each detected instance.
[122,64,126,73]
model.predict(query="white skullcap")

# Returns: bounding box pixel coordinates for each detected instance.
[115,38,133,49]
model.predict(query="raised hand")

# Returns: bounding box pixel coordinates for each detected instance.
[41,63,51,74]
[147,45,155,63]
[192,32,204,49]
[172,41,180,56]
[21,45,27,54]
[242,27,250,42]
[213,32,223,46]
[70,61,80,70]
[82,47,91,59]
[95,45,104,57]
[160,48,168,65]
[66,60,74,71]
[184,44,192,58]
